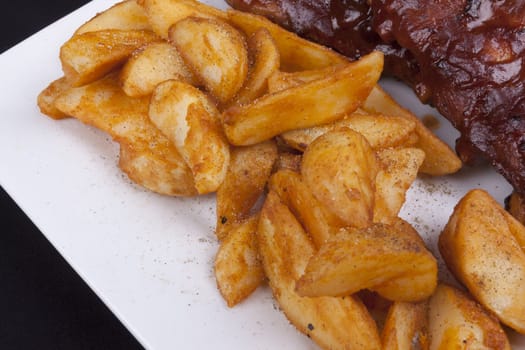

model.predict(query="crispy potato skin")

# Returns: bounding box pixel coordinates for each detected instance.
[439,189,525,333]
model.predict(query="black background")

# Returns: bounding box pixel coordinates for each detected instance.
[1,1,144,349]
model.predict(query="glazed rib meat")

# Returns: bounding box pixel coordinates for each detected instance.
[227,0,525,195]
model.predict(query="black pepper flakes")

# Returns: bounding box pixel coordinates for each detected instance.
[220,216,228,224]
[307,323,315,331]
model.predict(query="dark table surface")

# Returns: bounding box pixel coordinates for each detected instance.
[1,1,144,349]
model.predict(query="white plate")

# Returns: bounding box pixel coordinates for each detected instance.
[0,0,523,348]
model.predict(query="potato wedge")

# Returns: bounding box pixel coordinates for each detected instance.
[74,0,151,35]
[214,216,264,307]
[54,74,196,196]
[215,140,277,241]
[428,284,510,350]
[223,51,383,145]
[120,42,195,97]
[439,189,525,333]
[227,9,348,71]
[301,128,379,228]
[138,0,227,38]
[296,219,437,301]
[37,76,72,120]
[118,140,196,195]
[149,80,230,194]
[269,170,341,247]
[373,147,425,223]
[281,112,417,152]
[258,191,381,349]
[229,28,280,107]
[363,86,461,176]
[60,29,160,87]
[381,301,427,350]
[169,17,249,104]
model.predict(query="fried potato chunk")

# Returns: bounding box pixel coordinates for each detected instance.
[138,0,227,38]
[301,128,378,229]
[439,189,525,333]
[223,51,383,146]
[280,112,417,152]
[373,147,425,223]
[214,216,264,307]
[120,42,195,97]
[381,301,427,350]
[60,29,160,87]
[54,74,196,196]
[269,170,342,247]
[258,191,382,349]
[215,141,277,241]
[37,76,72,120]
[169,16,249,104]
[363,86,462,176]
[229,27,280,107]
[227,9,348,71]
[74,0,151,35]
[296,219,437,302]
[149,80,230,194]
[428,284,510,350]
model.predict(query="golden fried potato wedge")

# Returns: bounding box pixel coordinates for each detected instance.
[296,219,437,301]
[37,76,72,120]
[223,51,383,145]
[215,140,277,241]
[138,0,227,38]
[373,147,425,223]
[439,189,525,333]
[118,140,197,195]
[258,191,382,349]
[214,216,264,307]
[74,0,151,35]
[229,28,280,107]
[120,42,195,97]
[281,112,417,152]
[227,9,348,71]
[54,74,196,196]
[363,86,461,176]
[301,128,379,228]
[149,80,230,194]
[169,17,249,104]
[60,29,160,87]
[269,170,341,247]
[381,301,427,350]
[428,284,510,350]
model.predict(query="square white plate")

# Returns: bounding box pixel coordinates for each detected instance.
[0,0,523,348]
